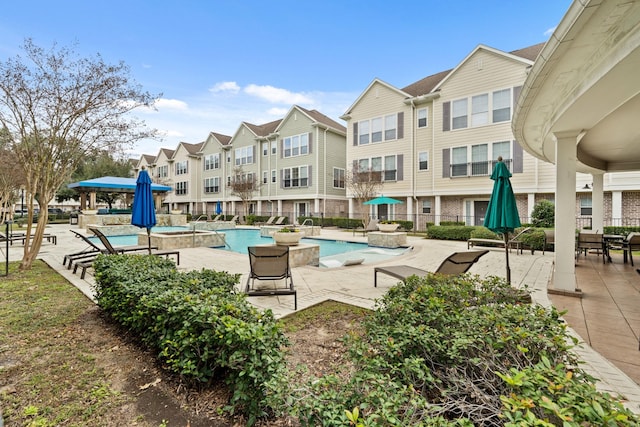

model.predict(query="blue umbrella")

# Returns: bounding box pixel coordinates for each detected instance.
[215,200,222,215]
[131,168,157,254]
[484,158,521,283]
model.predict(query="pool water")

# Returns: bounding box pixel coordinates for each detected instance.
[94,227,409,267]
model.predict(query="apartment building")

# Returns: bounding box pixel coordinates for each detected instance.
[341,43,599,229]
[137,105,348,219]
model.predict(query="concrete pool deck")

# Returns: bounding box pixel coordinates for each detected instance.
[7,222,640,413]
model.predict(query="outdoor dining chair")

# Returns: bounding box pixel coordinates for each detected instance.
[575,231,605,263]
[245,245,296,310]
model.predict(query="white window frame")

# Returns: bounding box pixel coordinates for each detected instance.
[333,167,345,189]
[262,171,268,184]
[234,146,254,166]
[271,169,276,183]
[283,166,309,188]
[175,181,188,195]
[271,140,277,155]
[283,133,309,158]
[452,98,468,130]
[492,89,511,123]
[422,200,432,214]
[357,113,399,145]
[262,142,268,156]
[204,153,220,170]
[204,177,220,193]
[450,141,512,177]
[175,160,188,175]
[418,151,428,171]
[356,156,398,181]
[417,108,428,128]
[157,165,168,179]
[471,94,489,127]
[580,197,592,216]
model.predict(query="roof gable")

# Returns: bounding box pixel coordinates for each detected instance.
[277,105,346,135]
[342,78,411,117]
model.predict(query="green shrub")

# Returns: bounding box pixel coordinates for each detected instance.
[469,226,500,239]
[294,274,637,426]
[426,225,476,240]
[531,200,555,228]
[93,254,289,424]
[603,226,640,236]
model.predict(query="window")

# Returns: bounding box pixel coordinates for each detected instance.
[234,146,253,166]
[262,142,268,156]
[384,155,397,181]
[371,117,382,142]
[175,160,188,175]
[204,177,219,193]
[283,166,308,188]
[451,147,468,177]
[262,171,268,184]
[157,165,168,179]
[452,99,468,129]
[204,154,220,170]
[226,152,231,163]
[493,141,511,161]
[384,114,397,140]
[580,197,592,216]
[417,108,428,128]
[357,113,401,145]
[422,200,432,214]
[418,151,428,170]
[333,168,345,189]
[175,181,188,195]
[471,144,488,176]
[271,140,277,155]
[471,94,488,127]
[271,169,276,183]
[493,89,511,122]
[358,120,370,145]
[226,176,231,187]
[283,133,309,158]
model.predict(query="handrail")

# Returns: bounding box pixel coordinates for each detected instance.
[301,218,314,226]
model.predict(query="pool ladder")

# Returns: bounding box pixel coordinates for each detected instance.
[191,215,232,250]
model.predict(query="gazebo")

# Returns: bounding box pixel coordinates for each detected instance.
[68,176,172,211]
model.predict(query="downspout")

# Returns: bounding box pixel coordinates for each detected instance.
[410,98,418,229]
[323,126,328,216]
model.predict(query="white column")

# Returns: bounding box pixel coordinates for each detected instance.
[527,193,536,220]
[434,195,441,225]
[591,174,604,232]
[277,200,283,216]
[256,200,262,214]
[553,132,579,293]
[612,191,622,226]
[314,198,320,215]
[348,198,354,219]
[406,196,413,224]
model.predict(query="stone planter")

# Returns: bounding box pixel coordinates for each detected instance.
[377,223,400,232]
[273,231,302,246]
[170,210,183,215]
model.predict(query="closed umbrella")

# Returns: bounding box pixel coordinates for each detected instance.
[363,196,403,205]
[215,200,222,215]
[483,157,521,284]
[131,168,157,254]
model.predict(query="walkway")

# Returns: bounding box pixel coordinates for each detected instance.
[7,223,640,413]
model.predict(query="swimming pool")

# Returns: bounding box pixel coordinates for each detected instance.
[94,227,409,267]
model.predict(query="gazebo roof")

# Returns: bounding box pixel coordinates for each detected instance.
[68,176,172,193]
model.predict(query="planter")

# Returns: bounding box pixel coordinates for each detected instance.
[273,231,302,246]
[170,210,183,215]
[377,223,400,232]
[82,210,98,215]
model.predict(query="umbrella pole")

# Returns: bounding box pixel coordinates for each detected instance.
[147,228,152,254]
[504,233,511,284]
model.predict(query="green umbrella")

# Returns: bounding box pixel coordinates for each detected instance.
[483,157,521,283]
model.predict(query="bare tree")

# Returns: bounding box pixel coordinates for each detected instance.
[229,167,260,221]
[0,144,26,223]
[345,165,383,228]
[0,39,159,269]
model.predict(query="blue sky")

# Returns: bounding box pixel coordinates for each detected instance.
[0,1,572,158]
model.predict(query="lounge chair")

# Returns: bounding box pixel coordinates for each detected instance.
[1,230,57,245]
[72,227,180,279]
[245,245,296,310]
[255,216,276,226]
[353,219,378,236]
[374,250,489,287]
[211,214,222,221]
[274,216,287,225]
[64,230,105,268]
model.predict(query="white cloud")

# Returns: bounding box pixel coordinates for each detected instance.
[266,107,289,116]
[244,84,314,105]
[154,98,189,110]
[544,26,556,37]
[209,81,240,94]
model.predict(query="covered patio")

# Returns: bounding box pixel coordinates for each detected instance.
[513,0,640,294]
[67,176,172,211]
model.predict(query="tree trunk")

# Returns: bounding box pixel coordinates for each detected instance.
[19,212,47,270]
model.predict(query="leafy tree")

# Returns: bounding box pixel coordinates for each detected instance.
[0,142,26,223]
[531,199,555,228]
[59,152,134,209]
[345,165,383,228]
[0,38,159,269]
